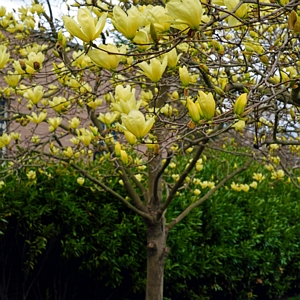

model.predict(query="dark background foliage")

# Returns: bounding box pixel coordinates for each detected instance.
[1,150,300,300]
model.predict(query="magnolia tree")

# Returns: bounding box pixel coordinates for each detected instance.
[1,0,300,298]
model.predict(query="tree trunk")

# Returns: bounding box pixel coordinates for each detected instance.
[145,218,169,300]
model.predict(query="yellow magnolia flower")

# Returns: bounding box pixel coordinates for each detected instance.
[252,173,265,182]
[250,181,257,189]
[76,128,94,146]
[87,98,103,110]
[0,133,11,149]
[0,6,6,17]
[147,6,172,32]
[197,91,216,120]
[27,112,47,124]
[120,150,129,164]
[179,66,191,87]
[112,6,141,40]
[31,135,40,143]
[88,44,122,70]
[232,120,245,132]
[133,30,151,51]
[124,130,137,145]
[138,57,168,83]
[63,146,73,158]
[0,46,10,69]
[271,169,285,180]
[23,86,44,105]
[111,96,141,115]
[166,0,203,30]
[194,189,201,196]
[0,181,5,189]
[48,117,62,132]
[27,170,36,180]
[49,96,70,113]
[186,97,201,123]
[121,110,155,139]
[68,117,81,129]
[98,112,119,127]
[166,48,182,69]
[234,93,247,115]
[77,177,85,185]
[4,71,21,88]
[62,8,107,42]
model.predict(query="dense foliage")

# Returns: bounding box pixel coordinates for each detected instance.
[1,148,300,300]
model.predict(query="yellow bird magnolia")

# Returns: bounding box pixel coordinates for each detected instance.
[138,57,168,83]
[4,71,21,88]
[186,97,201,123]
[234,93,248,115]
[63,8,107,42]
[179,66,191,87]
[112,6,141,40]
[48,117,62,132]
[166,0,203,30]
[0,46,10,69]
[27,112,47,124]
[23,85,44,105]
[88,44,122,71]
[121,110,155,139]
[197,91,216,120]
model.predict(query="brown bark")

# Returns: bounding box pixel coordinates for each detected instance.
[145,218,169,300]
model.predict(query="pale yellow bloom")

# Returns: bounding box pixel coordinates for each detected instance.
[231,182,241,191]
[271,169,285,180]
[77,128,94,146]
[166,48,182,68]
[112,6,141,40]
[197,91,216,120]
[62,8,107,42]
[77,177,85,185]
[88,44,122,70]
[111,96,141,115]
[179,66,191,87]
[172,174,180,181]
[0,6,6,17]
[23,86,44,105]
[124,130,137,145]
[120,149,129,164]
[98,112,119,127]
[166,0,203,30]
[87,98,102,110]
[186,97,201,123]
[48,117,62,132]
[121,110,155,139]
[147,6,172,32]
[194,189,201,196]
[63,147,73,158]
[138,57,168,83]
[133,30,151,51]
[4,71,21,88]
[0,133,11,149]
[252,173,265,182]
[232,120,245,132]
[240,184,249,192]
[49,96,70,113]
[234,93,247,115]
[31,135,40,143]
[68,117,80,129]
[250,181,258,189]
[0,46,9,69]
[27,112,47,124]
[0,181,5,189]
[27,170,36,180]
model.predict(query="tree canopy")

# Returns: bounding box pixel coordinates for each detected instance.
[1,0,300,299]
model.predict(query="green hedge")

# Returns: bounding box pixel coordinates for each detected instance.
[1,149,300,299]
